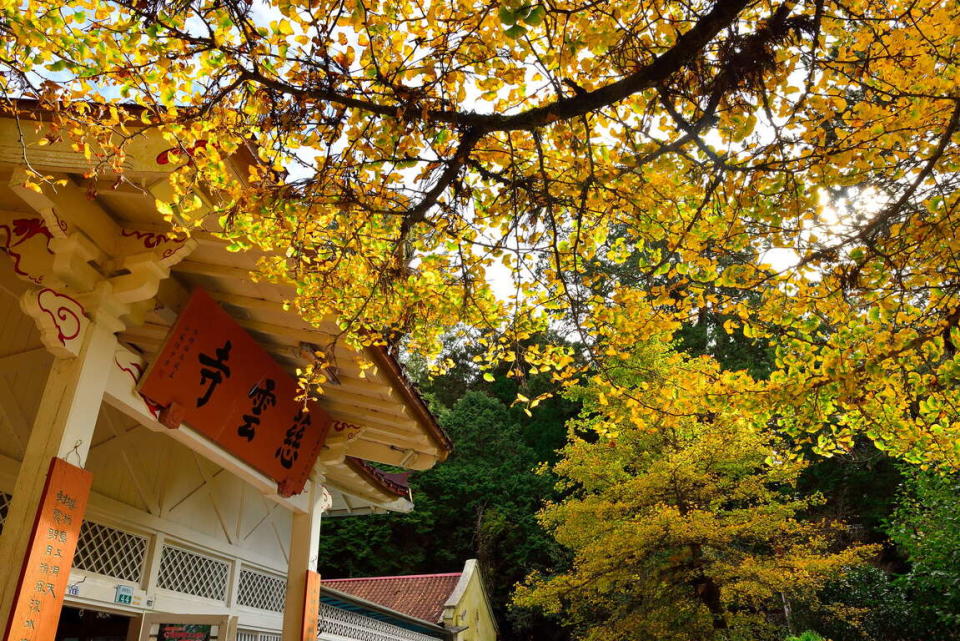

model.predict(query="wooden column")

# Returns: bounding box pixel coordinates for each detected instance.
[0,319,117,627]
[282,481,329,641]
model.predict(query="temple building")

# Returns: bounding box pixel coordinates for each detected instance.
[0,107,454,641]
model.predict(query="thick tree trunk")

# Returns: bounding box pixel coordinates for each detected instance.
[695,576,728,631]
[689,544,728,632]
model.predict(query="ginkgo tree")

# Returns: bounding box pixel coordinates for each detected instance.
[2,0,960,466]
[514,343,874,640]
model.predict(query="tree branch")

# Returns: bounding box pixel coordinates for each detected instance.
[241,0,753,134]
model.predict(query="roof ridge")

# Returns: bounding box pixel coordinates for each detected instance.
[325,572,463,582]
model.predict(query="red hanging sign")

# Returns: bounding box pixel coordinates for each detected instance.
[3,457,93,641]
[138,289,331,496]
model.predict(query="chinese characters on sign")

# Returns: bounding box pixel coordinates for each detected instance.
[138,289,332,496]
[2,457,92,641]
[197,341,232,407]
[302,571,322,641]
[277,408,310,469]
[238,378,277,442]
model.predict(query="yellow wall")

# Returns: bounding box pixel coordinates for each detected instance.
[443,560,498,641]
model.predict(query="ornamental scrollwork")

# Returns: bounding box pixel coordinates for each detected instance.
[20,287,90,358]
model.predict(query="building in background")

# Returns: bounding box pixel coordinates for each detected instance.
[0,106,451,641]
[324,560,498,641]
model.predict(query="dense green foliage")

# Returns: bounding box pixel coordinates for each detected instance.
[797,443,904,544]
[887,469,960,633]
[318,376,577,640]
[797,565,945,641]
[320,326,960,641]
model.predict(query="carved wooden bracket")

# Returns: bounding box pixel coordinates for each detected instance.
[19,287,90,357]
[319,485,333,513]
[113,346,162,420]
[316,420,366,465]
[1,173,200,357]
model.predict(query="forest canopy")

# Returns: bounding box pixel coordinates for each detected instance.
[3,0,960,467]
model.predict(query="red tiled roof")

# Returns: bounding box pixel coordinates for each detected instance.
[323,573,462,623]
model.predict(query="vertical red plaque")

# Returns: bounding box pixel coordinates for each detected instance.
[302,570,322,641]
[3,457,93,641]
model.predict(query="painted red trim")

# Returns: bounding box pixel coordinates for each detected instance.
[368,346,452,457]
[344,457,410,498]
[36,288,85,344]
[0,217,53,284]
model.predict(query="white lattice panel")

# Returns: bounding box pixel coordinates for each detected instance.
[238,632,281,641]
[73,521,148,582]
[157,544,229,601]
[238,568,287,612]
[318,603,440,641]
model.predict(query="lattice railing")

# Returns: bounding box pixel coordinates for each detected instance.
[238,631,281,641]
[73,521,148,582]
[318,603,440,641]
[157,544,229,601]
[238,567,287,612]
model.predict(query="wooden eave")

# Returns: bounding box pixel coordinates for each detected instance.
[0,111,449,512]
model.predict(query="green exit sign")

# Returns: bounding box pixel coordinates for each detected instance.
[115,585,134,604]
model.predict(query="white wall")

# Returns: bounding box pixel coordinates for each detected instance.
[0,287,291,633]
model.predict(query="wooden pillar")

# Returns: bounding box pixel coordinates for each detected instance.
[282,481,329,641]
[0,319,117,627]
